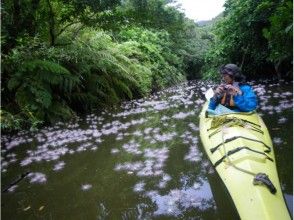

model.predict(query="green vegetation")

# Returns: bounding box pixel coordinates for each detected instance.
[203,0,293,79]
[1,0,292,132]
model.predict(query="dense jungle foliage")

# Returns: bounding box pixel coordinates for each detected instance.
[1,0,292,132]
[203,0,293,80]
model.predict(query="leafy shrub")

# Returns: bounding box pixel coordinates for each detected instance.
[117,27,185,91]
[2,27,186,132]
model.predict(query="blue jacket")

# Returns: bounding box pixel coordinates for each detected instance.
[208,84,257,112]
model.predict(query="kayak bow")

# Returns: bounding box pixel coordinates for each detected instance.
[199,102,291,220]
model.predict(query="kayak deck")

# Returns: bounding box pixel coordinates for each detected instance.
[199,102,291,220]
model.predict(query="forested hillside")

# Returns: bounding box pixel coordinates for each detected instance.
[203,0,293,80]
[1,0,292,132]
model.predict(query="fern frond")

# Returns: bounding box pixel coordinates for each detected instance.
[112,78,133,100]
[20,59,80,92]
[23,59,70,76]
[107,87,120,104]
[70,92,97,110]
[46,101,74,123]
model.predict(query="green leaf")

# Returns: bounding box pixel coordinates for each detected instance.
[7,78,20,90]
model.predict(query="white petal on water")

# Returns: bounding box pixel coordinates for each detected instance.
[81,184,92,191]
[150,139,157,144]
[28,172,47,184]
[158,180,167,189]
[20,158,33,167]
[160,116,170,121]
[195,99,205,105]
[184,145,201,162]
[111,148,120,154]
[162,174,172,182]
[91,146,98,151]
[172,111,195,119]
[144,127,153,134]
[6,153,17,158]
[273,137,283,145]
[133,181,146,192]
[121,141,142,155]
[193,183,201,189]
[153,132,176,142]
[53,161,65,171]
[278,117,287,124]
[8,185,18,193]
[154,170,164,176]
[133,130,142,136]
[188,123,199,131]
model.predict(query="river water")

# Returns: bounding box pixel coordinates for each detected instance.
[1,80,293,219]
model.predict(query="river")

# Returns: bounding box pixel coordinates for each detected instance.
[1,80,293,219]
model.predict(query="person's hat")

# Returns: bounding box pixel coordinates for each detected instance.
[219,63,246,82]
[219,64,240,76]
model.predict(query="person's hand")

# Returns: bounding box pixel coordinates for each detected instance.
[225,85,242,96]
[213,85,225,100]
[214,86,225,96]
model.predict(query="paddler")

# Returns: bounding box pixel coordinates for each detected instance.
[208,64,257,112]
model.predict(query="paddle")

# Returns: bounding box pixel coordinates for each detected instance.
[2,171,31,193]
[205,88,214,100]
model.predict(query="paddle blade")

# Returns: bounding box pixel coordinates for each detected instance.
[205,88,214,100]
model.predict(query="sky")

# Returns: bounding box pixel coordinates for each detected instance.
[174,0,226,21]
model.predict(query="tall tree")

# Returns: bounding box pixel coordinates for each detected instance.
[202,0,292,79]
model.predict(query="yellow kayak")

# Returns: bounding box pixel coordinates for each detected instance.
[199,102,291,220]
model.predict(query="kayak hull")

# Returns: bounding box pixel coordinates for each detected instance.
[199,102,291,220]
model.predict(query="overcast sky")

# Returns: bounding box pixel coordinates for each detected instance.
[174,0,226,21]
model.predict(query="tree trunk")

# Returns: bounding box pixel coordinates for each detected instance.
[240,45,249,70]
[46,0,56,46]
[274,59,282,80]
[26,0,41,36]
